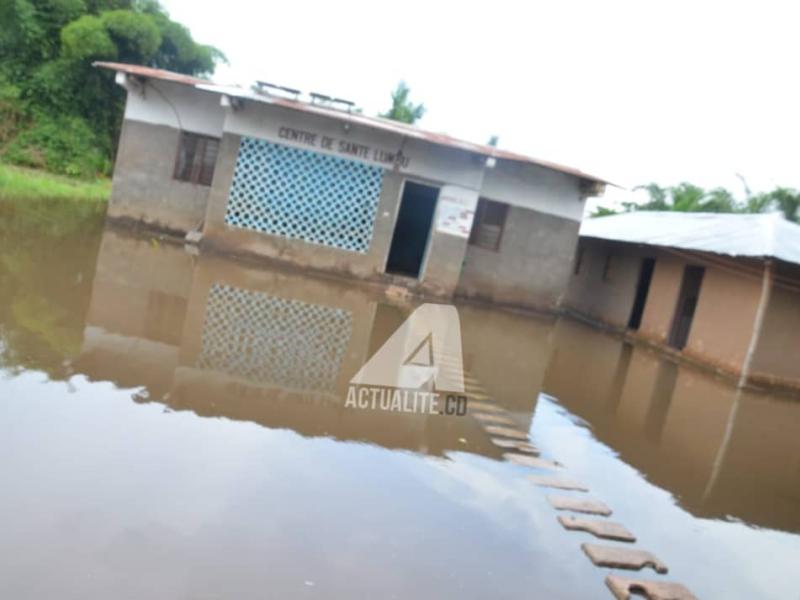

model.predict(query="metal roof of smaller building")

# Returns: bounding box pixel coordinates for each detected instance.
[94,61,611,185]
[96,61,211,86]
[580,211,800,266]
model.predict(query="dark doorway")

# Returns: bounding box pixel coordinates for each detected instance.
[668,265,705,349]
[628,257,656,330]
[385,181,439,278]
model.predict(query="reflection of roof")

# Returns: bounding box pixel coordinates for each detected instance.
[580,211,800,266]
[93,61,610,185]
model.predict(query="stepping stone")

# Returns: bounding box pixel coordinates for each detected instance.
[582,543,668,574]
[485,425,529,440]
[547,495,612,516]
[528,474,588,491]
[606,575,698,600]
[503,453,560,469]
[474,412,517,426]
[557,515,636,542]
[490,437,539,454]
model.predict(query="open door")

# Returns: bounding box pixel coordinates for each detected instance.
[385,181,439,278]
[628,257,656,330]
[668,265,705,349]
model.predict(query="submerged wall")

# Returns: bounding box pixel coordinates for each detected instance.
[681,259,762,374]
[564,241,770,379]
[202,132,405,281]
[456,206,581,310]
[196,99,492,297]
[749,261,800,389]
[564,238,647,324]
[108,81,225,233]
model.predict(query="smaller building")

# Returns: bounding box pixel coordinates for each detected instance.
[96,62,608,311]
[565,211,800,392]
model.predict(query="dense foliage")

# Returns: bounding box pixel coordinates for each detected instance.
[594,181,800,223]
[0,0,223,177]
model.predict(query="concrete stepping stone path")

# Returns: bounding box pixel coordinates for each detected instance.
[582,543,668,574]
[528,474,588,491]
[547,495,613,516]
[503,453,561,469]
[557,515,636,542]
[605,574,698,600]
[489,437,539,454]
[484,425,529,440]
[464,374,694,598]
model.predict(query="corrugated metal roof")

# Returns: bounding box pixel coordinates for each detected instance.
[94,61,611,185]
[94,61,211,86]
[580,211,800,266]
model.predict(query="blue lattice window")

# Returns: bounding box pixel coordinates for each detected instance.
[196,283,353,393]
[225,137,384,253]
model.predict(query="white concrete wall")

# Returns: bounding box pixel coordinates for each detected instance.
[222,96,589,221]
[480,158,587,222]
[123,80,225,137]
[222,100,487,190]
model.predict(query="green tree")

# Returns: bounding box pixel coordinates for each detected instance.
[0,0,224,178]
[60,15,117,61]
[592,181,800,223]
[756,187,800,222]
[381,81,425,124]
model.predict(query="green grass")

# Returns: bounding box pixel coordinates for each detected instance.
[0,163,110,202]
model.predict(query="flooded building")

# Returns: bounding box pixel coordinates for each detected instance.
[96,61,607,310]
[75,228,556,457]
[565,211,800,391]
[2,199,799,599]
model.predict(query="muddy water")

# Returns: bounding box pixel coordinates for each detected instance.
[0,199,798,599]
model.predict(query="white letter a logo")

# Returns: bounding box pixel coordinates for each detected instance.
[351,304,464,392]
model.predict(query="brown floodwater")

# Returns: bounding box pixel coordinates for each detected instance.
[0,198,798,599]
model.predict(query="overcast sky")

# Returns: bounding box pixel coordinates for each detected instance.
[162,0,798,209]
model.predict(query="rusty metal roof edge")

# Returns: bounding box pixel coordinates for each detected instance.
[93,61,212,86]
[95,61,614,185]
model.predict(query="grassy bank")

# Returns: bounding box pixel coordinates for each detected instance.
[0,163,110,202]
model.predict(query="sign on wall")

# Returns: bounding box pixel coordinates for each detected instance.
[278,126,410,169]
[436,185,478,238]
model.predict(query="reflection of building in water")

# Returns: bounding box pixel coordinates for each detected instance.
[544,318,800,532]
[75,228,554,459]
[196,284,353,393]
[71,226,800,531]
[74,229,194,397]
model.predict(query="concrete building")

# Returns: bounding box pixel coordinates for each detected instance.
[565,211,800,391]
[96,62,607,310]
